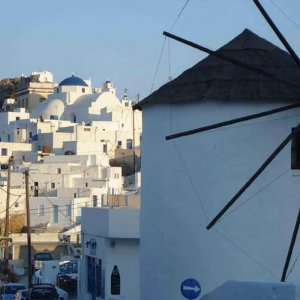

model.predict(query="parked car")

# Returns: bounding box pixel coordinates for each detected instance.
[29,284,59,300]
[14,289,28,300]
[32,251,53,271]
[64,151,74,155]
[0,283,26,300]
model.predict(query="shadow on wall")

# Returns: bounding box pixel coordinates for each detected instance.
[110,150,141,176]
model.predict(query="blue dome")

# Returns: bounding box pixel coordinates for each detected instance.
[59,75,88,87]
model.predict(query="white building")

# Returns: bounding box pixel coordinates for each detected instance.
[27,154,123,227]
[136,29,300,299]
[80,207,140,300]
[15,71,56,111]
[0,75,142,169]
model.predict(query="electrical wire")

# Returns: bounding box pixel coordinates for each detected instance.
[150,0,192,93]
[269,0,300,31]
[169,0,191,32]
[150,37,167,93]
[28,175,76,225]
[286,250,300,280]
[218,168,289,223]
[9,198,95,216]
[169,104,278,278]
[0,186,26,197]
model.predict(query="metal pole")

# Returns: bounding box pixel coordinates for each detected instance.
[25,170,32,288]
[132,107,136,179]
[3,156,13,274]
[281,208,300,282]
[252,0,300,68]
[207,124,300,230]
[166,102,300,140]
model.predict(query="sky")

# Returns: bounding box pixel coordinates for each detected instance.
[0,0,300,100]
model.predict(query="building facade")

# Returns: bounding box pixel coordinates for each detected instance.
[137,29,300,299]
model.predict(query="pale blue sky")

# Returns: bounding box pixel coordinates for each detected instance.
[0,0,299,100]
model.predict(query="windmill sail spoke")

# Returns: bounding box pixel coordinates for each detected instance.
[252,0,300,68]
[163,31,300,90]
[206,124,300,230]
[166,103,300,140]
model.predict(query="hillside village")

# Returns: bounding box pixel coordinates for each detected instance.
[2,1,300,299]
[0,71,142,299]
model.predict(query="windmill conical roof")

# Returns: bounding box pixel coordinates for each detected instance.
[136,29,300,108]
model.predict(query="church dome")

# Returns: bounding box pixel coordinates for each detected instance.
[59,75,88,87]
[32,99,65,120]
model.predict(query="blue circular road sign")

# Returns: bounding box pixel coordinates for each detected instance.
[181,278,201,299]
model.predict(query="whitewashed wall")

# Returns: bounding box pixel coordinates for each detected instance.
[141,101,300,299]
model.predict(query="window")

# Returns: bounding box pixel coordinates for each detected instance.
[117,141,122,147]
[29,132,32,139]
[66,205,71,218]
[114,173,119,179]
[51,182,55,189]
[74,193,77,198]
[16,117,20,121]
[56,88,59,93]
[103,144,107,153]
[57,168,61,174]
[84,128,91,131]
[34,182,39,197]
[92,195,98,207]
[85,182,88,187]
[1,148,7,156]
[292,127,300,169]
[51,205,58,223]
[39,97,46,103]
[126,139,133,150]
[82,88,85,93]
[38,204,45,216]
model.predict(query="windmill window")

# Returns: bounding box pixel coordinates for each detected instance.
[291,127,300,169]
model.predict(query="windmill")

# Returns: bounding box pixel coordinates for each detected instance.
[161,0,300,283]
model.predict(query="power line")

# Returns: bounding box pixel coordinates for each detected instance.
[150,0,192,93]
[28,175,76,225]
[150,37,167,93]
[169,0,191,32]
[269,0,300,31]
[218,168,289,223]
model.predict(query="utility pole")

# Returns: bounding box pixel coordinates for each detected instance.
[25,170,32,288]
[3,156,13,275]
[132,107,136,182]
